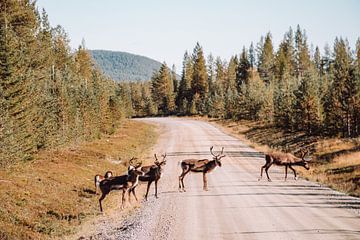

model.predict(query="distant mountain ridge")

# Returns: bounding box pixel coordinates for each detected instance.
[90,50,163,81]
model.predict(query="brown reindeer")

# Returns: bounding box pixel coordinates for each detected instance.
[94,171,113,194]
[179,146,225,192]
[132,153,167,201]
[258,150,310,182]
[98,158,143,212]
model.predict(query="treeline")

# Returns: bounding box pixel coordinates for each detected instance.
[0,1,133,166]
[131,26,360,137]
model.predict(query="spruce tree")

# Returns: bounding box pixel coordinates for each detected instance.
[176,52,192,114]
[249,42,256,69]
[295,25,311,77]
[325,38,354,136]
[0,0,39,162]
[151,62,175,115]
[191,42,208,114]
[257,33,274,84]
[295,67,324,134]
[314,46,322,74]
[236,47,251,90]
[226,56,238,91]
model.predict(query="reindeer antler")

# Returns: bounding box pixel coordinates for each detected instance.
[210,146,224,157]
[210,146,215,156]
[154,153,159,163]
[135,161,142,168]
[161,153,167,161]
[300,149,308,159]
[129,157,138,166]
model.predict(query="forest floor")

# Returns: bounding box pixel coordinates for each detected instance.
[0,120,158,240]
[208,118,360,198]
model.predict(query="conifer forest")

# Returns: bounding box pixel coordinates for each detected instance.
[1,0,360,166]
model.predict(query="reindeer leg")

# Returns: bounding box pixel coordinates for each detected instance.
[203,172,208,191]
[265,163,272,182]
[128,188,132,203]
[121,189,126,209]
[98,191,108,212]
[132,188,138,202]
[179,167,189,192]
[285,165,288,181]
[289,165,297,180]
[155,180,158,198]
[181,168,191,192]
[178,170,184,191]
[259,165,266,181]
[145,181,151,201]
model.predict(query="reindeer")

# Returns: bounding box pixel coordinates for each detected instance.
[258,150,310,182]
[98,158,143,212]
[134,153,167,200]
[178,146,225,192]
[94,171,113,194]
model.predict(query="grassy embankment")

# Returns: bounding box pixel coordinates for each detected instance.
[210,119,360,197]
[0,120,158,240]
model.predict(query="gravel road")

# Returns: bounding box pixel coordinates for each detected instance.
[88,117,360,240]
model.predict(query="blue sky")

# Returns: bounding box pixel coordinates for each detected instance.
[36,0,360,71]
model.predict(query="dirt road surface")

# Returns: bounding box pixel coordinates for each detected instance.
[90,118,360,240]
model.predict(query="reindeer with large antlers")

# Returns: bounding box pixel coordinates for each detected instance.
[178,146,225,192]
[98,158,143,212]
[131,153,167,201]
[258,150,310,182]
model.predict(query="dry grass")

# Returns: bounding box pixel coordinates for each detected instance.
[208,118,360,197]
[0,120,158,240]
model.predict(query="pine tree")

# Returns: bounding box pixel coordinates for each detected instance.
[151,62,175,115]
[314,46,322,74]
[207,53,216,96]
[353,38,360,135]
[249,42,256,69]
[295,67,323,134]
[242,72,271,121]
[295,25,311,77]
[226,56,238,91]
[176,52,192,114]
[171,64,178,95]
[0,0,40,163]
[325,38,354,136]
[275,28,296,80]
[274,73,298,129]
[257,33,275,84]
[191,42,208,114]
[236,47,250,90]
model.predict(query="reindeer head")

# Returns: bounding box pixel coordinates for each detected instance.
[104,171,113,179]
[154,153,167,167]
[300,150,310,170]
[210,146,225,167]
[128,157,144,176]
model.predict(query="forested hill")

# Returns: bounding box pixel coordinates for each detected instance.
[90,50,163,81]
